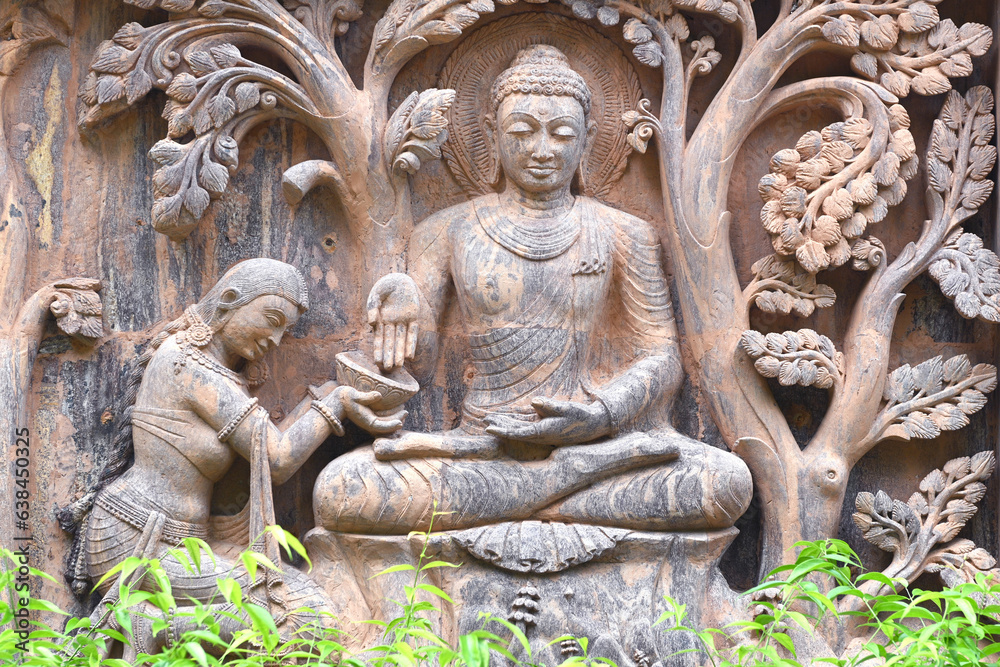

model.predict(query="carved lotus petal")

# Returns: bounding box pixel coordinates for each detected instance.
[453,521,629,573]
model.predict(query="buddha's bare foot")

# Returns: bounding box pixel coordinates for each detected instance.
[373,429,503,460]
[550,431,680,476]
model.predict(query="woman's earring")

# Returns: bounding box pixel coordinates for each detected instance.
[245,359,270,387]
[184,306,213,348]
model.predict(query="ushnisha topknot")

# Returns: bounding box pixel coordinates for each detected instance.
[490,44,592,117]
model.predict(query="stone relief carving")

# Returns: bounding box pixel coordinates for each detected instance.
[59,259,405,658]
[0,0,994,662]
[311,44,752,537]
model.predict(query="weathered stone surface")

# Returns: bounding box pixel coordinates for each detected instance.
[0,0,998,661]
[305,526,742,665]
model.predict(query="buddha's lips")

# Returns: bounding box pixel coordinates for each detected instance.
[527,166,556,176]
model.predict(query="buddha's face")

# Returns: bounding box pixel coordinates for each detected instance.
[494,92,590,195]
[215,294,301,362]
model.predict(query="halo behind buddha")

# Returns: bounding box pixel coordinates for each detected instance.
[439,13,643,200]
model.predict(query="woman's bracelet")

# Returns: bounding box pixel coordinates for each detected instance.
[217,398,260,441]
[311,399,345,437]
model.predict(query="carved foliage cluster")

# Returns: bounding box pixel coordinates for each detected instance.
[80,14,320,240]
[757,108,915,277]
[830,5,993,99]
[930,232,1000,322]
[385,89,456,175]
[876,354,996,443]
[854,452,997,585]
[370,0,499,74]
[740,329,843,389]
[926,89,996,230]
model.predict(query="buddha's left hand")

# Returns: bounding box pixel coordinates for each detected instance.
[483,397,612,446]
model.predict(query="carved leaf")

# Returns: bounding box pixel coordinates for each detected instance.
[209,94,236,128]
[185,50,219,76]
[124,69,152,105]
[821,15,860,48]
[210,44,241,69]
[898,2,939,34]
[391,88,456,175]
[112,22,145,49]
[183,185,211,219]
[416,20,462,45]
[622,18,652,44]
[92,44,133,74]
[632,42,663,68]
[166,72,198,103]
[234,82,261,113]
[199,161,229,195]
[96,75,125,104]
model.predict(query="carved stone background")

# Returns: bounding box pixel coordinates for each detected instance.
[1,0,997,615]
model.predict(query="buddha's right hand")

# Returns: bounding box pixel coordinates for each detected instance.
[367,273,420,371]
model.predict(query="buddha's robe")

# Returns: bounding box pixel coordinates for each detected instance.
[313,195,752,533]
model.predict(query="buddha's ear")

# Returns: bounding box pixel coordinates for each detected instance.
[483,115,501,189]
[578,120,598,195]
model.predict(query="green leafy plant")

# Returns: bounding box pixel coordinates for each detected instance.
[657,539,1000,667]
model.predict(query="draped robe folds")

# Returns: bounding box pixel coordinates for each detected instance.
[313,195,753,534]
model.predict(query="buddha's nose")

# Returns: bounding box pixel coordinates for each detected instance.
[531,138,554,161]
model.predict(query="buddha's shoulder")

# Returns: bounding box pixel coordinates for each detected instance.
[582,197,659,245]
[413,199,480,239]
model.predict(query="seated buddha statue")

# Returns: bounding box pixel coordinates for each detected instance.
[313,45,752,535]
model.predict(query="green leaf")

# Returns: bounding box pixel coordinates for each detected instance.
[184,641,210,667]
[420,560,461,570]
[460,634,484,667]
[416,583,454,603]
[373,564,418,577]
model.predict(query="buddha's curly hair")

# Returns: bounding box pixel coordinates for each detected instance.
[490,44,592,117]
[58,259,308,597]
